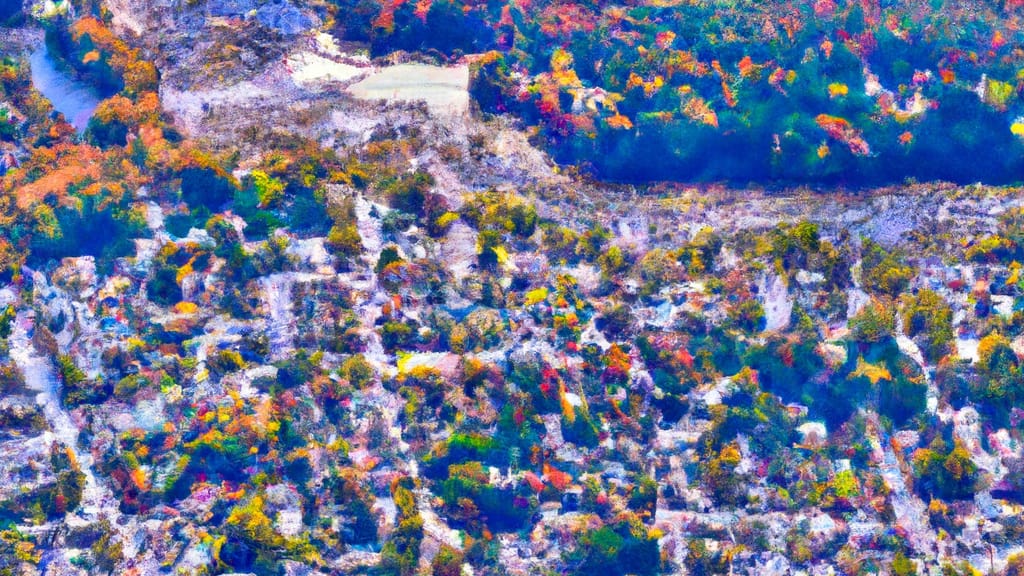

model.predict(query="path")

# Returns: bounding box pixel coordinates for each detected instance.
[8,311,118,525]
[866,415,937,559]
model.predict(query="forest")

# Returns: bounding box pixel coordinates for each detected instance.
[332,0,1024,185]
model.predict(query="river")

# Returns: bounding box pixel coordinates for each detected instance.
[28,42,101,132]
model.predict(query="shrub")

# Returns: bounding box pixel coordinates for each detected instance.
[432,544,463,576]
[729,299,766,333]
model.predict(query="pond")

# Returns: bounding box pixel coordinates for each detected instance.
[29,42,101,132]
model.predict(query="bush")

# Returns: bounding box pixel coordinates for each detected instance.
[596,303,633,338]
[380,481,422,576]
[971,332,1024,427]
[432,544,464,576]
[28,194,147,269]
[572,524,660,576]
[562,406,600,448]
[86,115,128,147]
[58,354,109,407]
[0,304,13,341]
[326,224,363,263]
[381,321,415,351]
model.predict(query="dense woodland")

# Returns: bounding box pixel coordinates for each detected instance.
[331,0,1024,184]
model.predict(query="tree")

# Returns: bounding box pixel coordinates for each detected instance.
[912,439,979,501]
[508,203,538,237]
[861,240,914,297]
[222,495,286,572]
[596,303,633,339]
[702,443,747,507]
[0,304,13,340]
[542,225,580,263]
[576,226,610,262]
[901,290,954,363]
[973,332,1024,427]
[1006,553,1024,576]
[598,245,629,280]
[89,521,124,573]
[381,480,423,576]
[729,299,766,333]
[58,354,109,407]
[340,354,375,389]
[376,245,404,273]
[248,170,285,209]
[208,349,245,377]
[431,544,464,576]
[892,551,918,576]
[850,299,895,344]
[381,321,415,352]
[577,526,623,575]
[327,223,363,264]
[478,230,502,270]
[684,538,719,576]
[562,406,600,448]
[877,360,928,427]
[180,165,239,211]
[385,170,433,215]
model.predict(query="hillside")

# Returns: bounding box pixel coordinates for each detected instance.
[0,1,1021,576]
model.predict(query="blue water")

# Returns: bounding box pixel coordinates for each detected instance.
[29,43,101,132]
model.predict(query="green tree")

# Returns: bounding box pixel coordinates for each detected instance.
[912,439,979,501]
[729,299,766,333]
[376,245,404,273]
[850,300,895,344]
[861,240,914,297]
[431,544,464,576]
[973,332,1024,427]
[508,203,538,237]
[340,354,375,389]
[901,290,954,363]
[381,480,423,576]
[385,170,434,216]
[478,230,502,270]
[0,304,14,340]
[892,551,918,576]
[180,166,239,211]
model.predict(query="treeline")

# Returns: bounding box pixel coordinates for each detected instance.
[334,0,1024,185]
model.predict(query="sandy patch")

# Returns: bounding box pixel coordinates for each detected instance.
[349,63,469,116]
